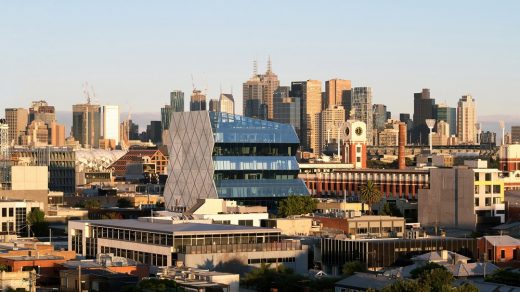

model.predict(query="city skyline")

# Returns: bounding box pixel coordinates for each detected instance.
[1,1,519,121]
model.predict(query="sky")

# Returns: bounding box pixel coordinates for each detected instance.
[1,0,520,131]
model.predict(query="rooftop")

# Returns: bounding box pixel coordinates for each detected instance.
[335,272,396,290]
[76,219,280,235]
[483,235,520,246]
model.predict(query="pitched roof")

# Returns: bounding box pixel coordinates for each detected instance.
[483,235,520,246]
[335,273,396,290]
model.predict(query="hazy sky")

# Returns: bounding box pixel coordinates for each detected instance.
[1,0,519,122]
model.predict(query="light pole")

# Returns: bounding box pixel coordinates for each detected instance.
[426,119,436,153]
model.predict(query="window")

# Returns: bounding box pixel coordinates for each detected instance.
[493,197,501,204]
[238,220,253,226]
[475,198,479,207]
[1,208,5,217]
[8,208,13,217]
[485,185,491,194]
[474,186,479,194]
[501,250,506,259]
[475,173,480,181]
[493,185,501,193]
[485,198,491,206]
[485,173,492,181]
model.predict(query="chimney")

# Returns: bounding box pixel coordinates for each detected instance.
[398,123,406,170]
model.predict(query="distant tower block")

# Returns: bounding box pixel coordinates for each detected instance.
[426,119,436,153]
[398,122,407,170]
[499,120,505,146]
[0,119,8,160]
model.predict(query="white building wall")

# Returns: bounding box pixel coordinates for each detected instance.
[10,166,48,191]
[102,105,120,145]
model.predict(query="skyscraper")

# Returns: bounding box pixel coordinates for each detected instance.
[208,99,219,112]
[219,94,235,115]
[190,90,206,111]
[412,88,436,145]
[318,105,345,155]
[372,104,388,132]
[324,79,351,114]
[457,95,477,144]
[243,59,280,120]
[49,121,65,147]
[295,80,322,153]
[161,90,185,132]
[72,103,101,148]
[102,105,120,145]
[5,108,28,146]
[273,86,301,137]
[435,103,457,136]
[29,100,55,126]
[352,87,373,145]
[170,90,185,112]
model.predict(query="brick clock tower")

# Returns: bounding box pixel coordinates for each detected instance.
[340,120,367,168]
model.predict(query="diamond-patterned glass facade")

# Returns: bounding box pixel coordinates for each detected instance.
[164,111,309,211]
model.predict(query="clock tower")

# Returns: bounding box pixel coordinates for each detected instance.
[340,120,367,168]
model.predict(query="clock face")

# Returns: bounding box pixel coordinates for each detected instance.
[355,127,363,136]
[345,127,350,136]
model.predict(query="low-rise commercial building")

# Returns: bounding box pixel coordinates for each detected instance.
[477,235,520,265]
[158,266,239,292]
[68,218,308,274]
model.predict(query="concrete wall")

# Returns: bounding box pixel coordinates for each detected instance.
[180,247,308,275]
[418,168,476,230]
[11,166,48,191]
[0,270,32,291]
[272,218,314,236]
[0,190,49,211]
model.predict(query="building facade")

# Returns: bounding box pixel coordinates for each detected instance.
[72,103,101,148]
[457,95,477,144]
[324,79,351,113]
[68,219,308,274]
[190,90,207,111]
[351,87,373,145]
[273,87,301,137]
[435,103,457,137]
[297,80,322,153]
[412,88,436,145]
[164,111,309,211]
[219,94,234,115]
[318,105,345,155]
[5,108,28,146]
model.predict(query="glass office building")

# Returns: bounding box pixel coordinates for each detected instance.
[164,111,309,211]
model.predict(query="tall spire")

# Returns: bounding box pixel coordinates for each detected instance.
[267,55,272,73]
[253,59,258,76]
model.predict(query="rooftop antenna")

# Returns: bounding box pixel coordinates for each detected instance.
[267,55,272,73]
[190,74,196,92]
[253,59,258,76]
[83,82,91,104]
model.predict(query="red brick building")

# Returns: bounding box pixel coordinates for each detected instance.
[477,235,520,265]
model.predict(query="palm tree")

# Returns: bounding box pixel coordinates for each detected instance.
[359,181,382,215]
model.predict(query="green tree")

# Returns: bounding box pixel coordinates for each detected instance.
[117,197,133,208]
[277,195,317,217]
[342,261,366,276]
[419,267,454,291]
[409,262,446,279]
[0,264,8,271]
[122,278,184,292]
[382,279,426,292]
[27,209,49,237]
[84,199,101,209]
[359,181,382,215]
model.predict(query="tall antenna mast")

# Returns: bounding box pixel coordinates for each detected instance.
[267,55,272,73]
[253,59,258,76]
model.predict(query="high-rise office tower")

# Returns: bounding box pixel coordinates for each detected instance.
[169,90,185,112]
[190,90,207,111]
[219,94,234,115]
[161,90,185,132]
[273,86,301,137]
[457,95,477,144]
[101,105,120,146]
[412,88,436,145]
[49,121,65,147]
[318,105,345,155]
[243,59,280,120]
[0,119,8,160]
[325,79,351,115]
[24,120,48,146]
[208,99,219,112]
[294,80,322,153]
[435,103,457,136]
[146,121,162,144]
[72,103,101,148]
[372,104,388,132]
[511,126,520,143]
[5,108,28,145]
[352,87,374,145]
[29,100,55,126]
